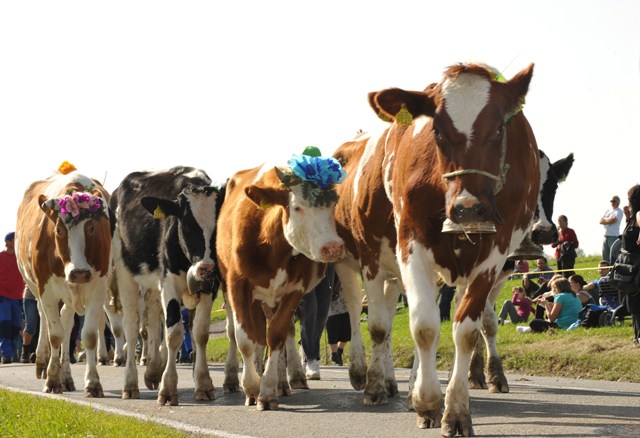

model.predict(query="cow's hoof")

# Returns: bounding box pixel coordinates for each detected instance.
[349,367,366,391]
[157,393,179,406]
[245,396,256,406]
[85,383,104,398]
[364,386,388,406]
[36,363,47,379]
[488,375,509,393]
[257,397,278,411]
[98,358,109,366]
[63,380,76,392]
[223,376,240,393]
[144,376,160,390]
[288,376,309,390]
[442,409,473,436]
[277,382,291,397]
[194,387,215,401]
[386,380,399,397]
[44,382,64,394]
[468,373,487,390]
[415,408,442,429]
[113,356,125,367]
[122,388,140,399]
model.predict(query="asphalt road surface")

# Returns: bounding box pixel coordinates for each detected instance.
[1,361,639,437]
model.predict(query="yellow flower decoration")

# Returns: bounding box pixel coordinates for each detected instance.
[395,106,413,125]
[58,161,77,175]
[153,206,166,219]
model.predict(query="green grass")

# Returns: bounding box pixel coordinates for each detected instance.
[207,255,640,383]
[0,389,191,438]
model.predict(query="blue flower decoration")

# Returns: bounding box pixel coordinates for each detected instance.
[288,155,346,190]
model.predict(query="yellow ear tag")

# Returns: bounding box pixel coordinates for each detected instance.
[395,106,413,125]
[259,200,272,210]
[153,206,166,219]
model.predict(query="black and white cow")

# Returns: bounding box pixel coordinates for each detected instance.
[110,166,224,406]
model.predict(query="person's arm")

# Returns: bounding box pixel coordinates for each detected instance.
[545,301,563,323]
[570,229,579,248]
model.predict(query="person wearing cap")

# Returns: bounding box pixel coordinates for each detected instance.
[600,195,624,263]
[0,232,26,364]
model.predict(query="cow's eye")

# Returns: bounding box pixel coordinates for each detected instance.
[293,206,303,214]
[86,222,96,235]
[496,124,505,139]
[434,129,442,142]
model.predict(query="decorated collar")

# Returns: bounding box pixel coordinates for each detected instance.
[278,147,346,208]
[51,189,106,227]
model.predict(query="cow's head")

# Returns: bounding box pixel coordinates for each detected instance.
[244,153,346,263]
[370,63,534,230]
[531,151,574,244]
[140,185,222,282]
[39,188,112,288]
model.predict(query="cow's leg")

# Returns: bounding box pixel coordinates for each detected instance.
[35,299,50,379]
[400,257,443,430]
[96,310,109,365]
[157,274,185,406]
[117,266,141,399]
[235,318,263,406]
[258,292,302,411]
[40,297,66,394]
[59,303,76,392]
[480,275,509,394]
[335,262,366,390]
[362,274,395,405]
[276,344,290,397]
[191,291,215,401]
[105,304,125,367]
[285,320,308,389]
[442,276,494,438]
[144,289,163,391]
[222,292,240,393]
[382,278,401,397]
[82,282,107,397]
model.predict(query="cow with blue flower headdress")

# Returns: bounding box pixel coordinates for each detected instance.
[216,147,346,410]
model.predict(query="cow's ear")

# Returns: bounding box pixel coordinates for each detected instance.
[553,153,574,183]
[501,63,534,115]
[372,88,436,123]
[140,197,181,219]
[245,185,288,210]
[38,195,58,223]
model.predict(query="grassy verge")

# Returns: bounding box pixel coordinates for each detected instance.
[0,389,190,437]
[207,255,640,383]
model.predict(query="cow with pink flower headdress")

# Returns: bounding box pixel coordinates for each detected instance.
[15,161,114,397]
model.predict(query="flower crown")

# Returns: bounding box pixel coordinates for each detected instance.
[277,147,346,208]
[51,188,106,227]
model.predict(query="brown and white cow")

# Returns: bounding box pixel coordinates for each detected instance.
[15,165,112,396]
[217,155,345,410]
[335,63,540,435]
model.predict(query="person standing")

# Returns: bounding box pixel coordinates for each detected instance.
[0,232,26,364]
[614,185,640,345]
[600,195,624,263]
[551,215,579,278]
[299,264,334,380]
[20,286,39,363]
[325,273,350,366]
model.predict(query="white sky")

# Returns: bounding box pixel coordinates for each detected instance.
[1,1,638,257]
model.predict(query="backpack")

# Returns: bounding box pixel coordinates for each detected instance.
[609,249,640,295]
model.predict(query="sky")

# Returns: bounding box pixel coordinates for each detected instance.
[1,1,638,257]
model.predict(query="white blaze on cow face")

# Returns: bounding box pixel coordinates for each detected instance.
[284,185,344,263]
[443,73,491,147]
[64,221,91,275]
[183,191,219,273]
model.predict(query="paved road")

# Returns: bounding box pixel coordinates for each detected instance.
[1,361,639,437]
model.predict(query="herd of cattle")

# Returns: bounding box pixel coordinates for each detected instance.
[13,62,574,437]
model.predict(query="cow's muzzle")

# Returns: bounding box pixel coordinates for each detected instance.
[68,269,92,284]
[320,241,345,263]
